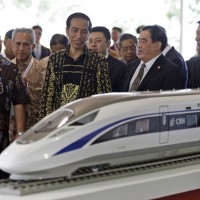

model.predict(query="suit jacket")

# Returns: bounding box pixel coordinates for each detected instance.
[186,56,199,88]
[123,54,186,92]
[189,57,200,88]
[165,46,188,88]
[107,54,127,92]
[32,45,51,60]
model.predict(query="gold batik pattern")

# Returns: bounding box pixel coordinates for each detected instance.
[61,84,79,106]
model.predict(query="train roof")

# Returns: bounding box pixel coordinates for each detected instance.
[63,89,200,121]
[20,89,200,143]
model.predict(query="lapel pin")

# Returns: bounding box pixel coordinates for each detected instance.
[157,66,161,69]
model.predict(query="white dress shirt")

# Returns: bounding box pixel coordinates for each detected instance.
[129,54,161,90]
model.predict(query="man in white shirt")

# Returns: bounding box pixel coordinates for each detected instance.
[32,25,50,60]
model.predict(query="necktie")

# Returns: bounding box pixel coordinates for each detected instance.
[129,63,146,92]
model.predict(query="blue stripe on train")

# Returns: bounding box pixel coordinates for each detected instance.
[53,108,199,156]
[53,121,119,156]
[53,111,159,156]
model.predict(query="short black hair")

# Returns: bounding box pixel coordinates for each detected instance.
[197,20,200,24]
[32,25,42,31]
[90,26,111,41]
[119,33,138,48]
[66,12,92,32]
[136,25,145,34]
[141,25,167,51]
[50,34,69,48]
[5,29,14,39]
[112,27,122,33]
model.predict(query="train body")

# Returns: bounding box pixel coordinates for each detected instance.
[1,90,200,180]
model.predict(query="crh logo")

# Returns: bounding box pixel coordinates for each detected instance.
[170,117,185,127]
[170,118,175,127]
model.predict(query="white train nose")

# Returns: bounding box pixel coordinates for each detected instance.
[0,141,34,174]
[0,147,16,173]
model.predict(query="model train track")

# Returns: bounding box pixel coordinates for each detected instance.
[1,152,200,196]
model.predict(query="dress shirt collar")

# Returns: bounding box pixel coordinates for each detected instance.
[105,49,109,59]
[140,54,161,70]
[162,44,173,56]
[13,56,33,72]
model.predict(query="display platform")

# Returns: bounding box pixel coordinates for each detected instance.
[0,163,200,200]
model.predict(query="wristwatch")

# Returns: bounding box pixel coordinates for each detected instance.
[17,132,24,136]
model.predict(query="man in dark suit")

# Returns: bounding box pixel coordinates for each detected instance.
[123,25,186,92]
[160,26,188,88]
[189,57,200,88]
[32,25,51,60]
[163,45,188,88]
[87,26,126,92]
[186,20,200,88]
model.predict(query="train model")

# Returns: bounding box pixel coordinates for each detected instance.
[0,89,200,180]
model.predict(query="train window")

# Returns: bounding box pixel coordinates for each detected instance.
[92,116,158,145]
[49,127,75,138]
[32,109,74,133]
[186,114,198,127]
[135,118,149,134]
[69,111,98,126]
[17,109,75,144]
[128,116,159,135]
[92,123,129,144]
[112,124,128,138]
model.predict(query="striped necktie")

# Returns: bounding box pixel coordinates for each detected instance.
[129,63,146,92]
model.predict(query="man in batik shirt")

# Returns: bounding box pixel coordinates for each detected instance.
[0,54,29,178]
[40,12,111,118]
[11,28,47,130]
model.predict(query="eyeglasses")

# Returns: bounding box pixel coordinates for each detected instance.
[121,46,136,52]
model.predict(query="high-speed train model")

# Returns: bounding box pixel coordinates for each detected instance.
[1,89,200,180]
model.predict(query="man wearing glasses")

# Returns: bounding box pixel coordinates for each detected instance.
[119,33,138,64]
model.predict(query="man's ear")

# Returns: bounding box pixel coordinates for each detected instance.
[66,28,69,37]
[107,40,111,48]
[156,41,162,51]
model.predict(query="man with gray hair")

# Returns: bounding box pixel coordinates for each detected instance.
[11,28,47,130]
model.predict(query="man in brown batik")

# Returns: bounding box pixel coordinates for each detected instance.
[11,28,47,130]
